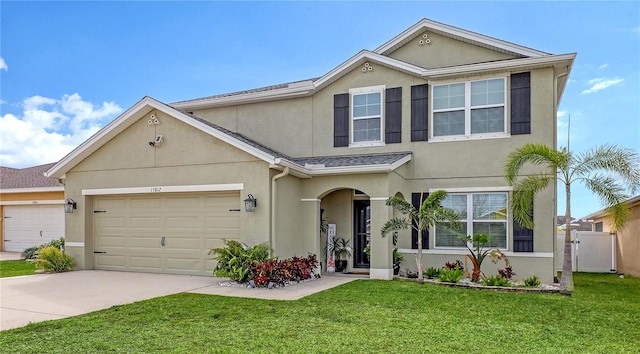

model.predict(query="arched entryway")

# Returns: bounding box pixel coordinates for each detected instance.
[319,188,371,274]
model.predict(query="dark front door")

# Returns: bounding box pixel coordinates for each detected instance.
[353,200,371,268]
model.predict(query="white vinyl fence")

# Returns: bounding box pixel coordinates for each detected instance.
[555,231,616,273]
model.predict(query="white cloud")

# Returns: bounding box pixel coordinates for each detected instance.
[0,57,7,71]
[581,77,623,94]
[598,63,609,70]
[0,94,122,168]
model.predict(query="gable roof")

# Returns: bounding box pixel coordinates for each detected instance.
[45,97,411,179]
[374,18,549,57]
[172,18,575,111]
[0,163,63,193]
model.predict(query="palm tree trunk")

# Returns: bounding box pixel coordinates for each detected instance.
[560,184,574,294]
[417,230,424,284]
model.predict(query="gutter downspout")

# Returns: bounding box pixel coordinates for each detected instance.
[270,167,290,256]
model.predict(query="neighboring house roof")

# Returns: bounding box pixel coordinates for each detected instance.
[45,97,412,180]
[556,216,594,231]
[583,195,640,220]
[172,18,575,111]
[0,163,63,193]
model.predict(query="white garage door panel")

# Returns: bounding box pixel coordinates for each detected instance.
[3,205,65,253]
[94,192,240,276]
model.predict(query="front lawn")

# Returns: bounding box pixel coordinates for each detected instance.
[1,273,638,353]
[0,260,35,278]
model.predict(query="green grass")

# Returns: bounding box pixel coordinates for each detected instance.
[0,260,35,278]
[1,273,638,353]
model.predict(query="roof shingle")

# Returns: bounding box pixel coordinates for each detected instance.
[0,163,61,189]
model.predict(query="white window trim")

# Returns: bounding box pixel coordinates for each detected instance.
[430,77,509,142]
[433,189,510,251]
[349,85,385,147]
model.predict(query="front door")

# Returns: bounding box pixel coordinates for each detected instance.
[353,200,371,268]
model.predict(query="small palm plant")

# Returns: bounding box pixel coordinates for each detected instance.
[381,190,460,284]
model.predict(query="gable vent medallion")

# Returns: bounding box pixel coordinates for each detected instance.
[361,62,374,73]
[418,33,431,45]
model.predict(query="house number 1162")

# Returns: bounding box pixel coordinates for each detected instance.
[150,187,162,192]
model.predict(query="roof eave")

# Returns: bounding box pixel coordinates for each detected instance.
[422,53,576,79]
[276,154,411,177]
[172,83,316,110]
[46,97,279,179]
[0,186,65,194]
[375,18,549,58]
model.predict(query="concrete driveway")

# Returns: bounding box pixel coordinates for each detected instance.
[0,271,215,331]
[0,270,360,331]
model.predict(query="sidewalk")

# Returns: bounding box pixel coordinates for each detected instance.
[0,252,22,261]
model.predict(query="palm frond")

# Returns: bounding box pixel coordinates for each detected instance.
[512,175,553,228]
[504,143,566,185]
[574,145,640,194]
[385,197,416,216]
[583,175,632,230]
[381,217,411,237]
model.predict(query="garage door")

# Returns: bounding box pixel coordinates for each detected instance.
[3,205,65,253]
[94,192,240,276]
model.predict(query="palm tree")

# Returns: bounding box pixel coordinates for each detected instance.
[381,190,460,284]
[505,143,640,293]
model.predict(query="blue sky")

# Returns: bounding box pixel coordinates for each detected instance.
[1,1,638,218]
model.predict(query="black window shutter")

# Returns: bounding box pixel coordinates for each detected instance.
[511,72,531,135]
[334,93,349,147]
[411,84,429,141]
[385,87,402,143]
[513,207,534,252]
[411,192,429,249]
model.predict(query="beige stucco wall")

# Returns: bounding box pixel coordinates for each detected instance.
[189,60,558,281]
[64,111,273,270]
[387,31,517,69]
[593,201,640,277]
[63,32,563,282]
[0,191,64,252]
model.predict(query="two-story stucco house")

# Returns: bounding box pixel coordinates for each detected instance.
[46,19,575,282]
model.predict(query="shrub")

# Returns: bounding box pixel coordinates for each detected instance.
[209,240,271,283]
[21,237,65,260]
[444,260,464,271]
[439,267,464,283]
[33,246,74,273]
[424,267,441,279]
[498,266,516,280]
[524,275,541,287]
[249,254,319,287]
[482,274,510,287]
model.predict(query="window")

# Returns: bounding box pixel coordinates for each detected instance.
[350,86,385,145]
[435,192,508,249]
[595,222,603,232]
[432,78,506,140]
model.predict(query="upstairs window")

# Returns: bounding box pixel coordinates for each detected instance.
[432,78,506,140]
[350,85,385,146]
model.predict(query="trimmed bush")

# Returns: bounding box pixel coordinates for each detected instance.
[482,274,510,287]
[21,237,65,260]
[524,275,541,287]
[209,240,271,283]
[439,267,464,283]
[424,267,441,279]
[33,246,74,273]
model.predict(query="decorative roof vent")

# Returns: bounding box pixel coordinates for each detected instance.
[418,33,431,45]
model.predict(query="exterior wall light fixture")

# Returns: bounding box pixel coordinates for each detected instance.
[65,198,77,213]
[244,194,257,212]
